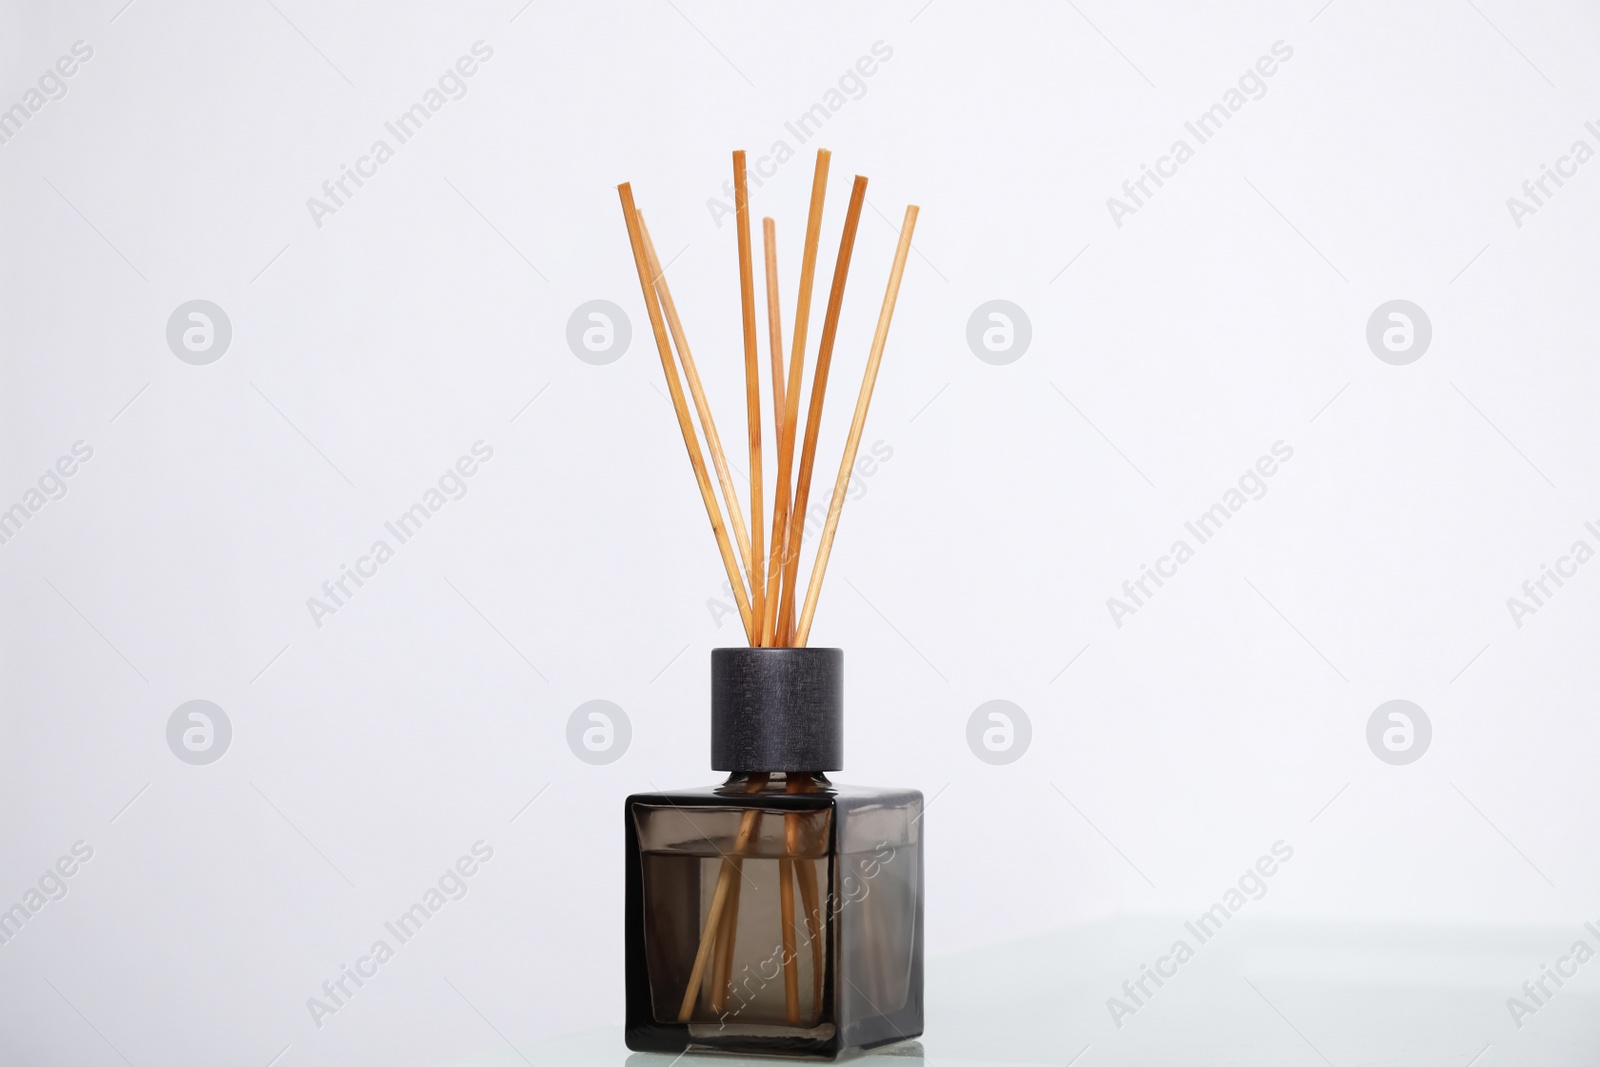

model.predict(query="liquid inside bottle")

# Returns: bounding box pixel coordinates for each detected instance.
[626,772,923,1058]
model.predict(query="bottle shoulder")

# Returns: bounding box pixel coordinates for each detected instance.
[625,782,924,825]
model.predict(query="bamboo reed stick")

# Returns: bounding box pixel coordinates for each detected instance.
[779,175,868,643]
[734,153,765,643]
[795,206,919,647]
[618,187,755,643]
[760,218,788,648]
[678,773,769,1021]
[638,216,755,622]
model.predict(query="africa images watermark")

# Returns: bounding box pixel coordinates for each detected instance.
[704,40,895,227]
[713,841,898,1029]
[1504,919,1600,1029]
[705,440,894,630]
[306,840,494,1029]
[1106,40,1295,228]
[1106,441,1295,628]
[0,841,95,949]
[0,441,95,548]
[1503,518,1600,629]
[0,40,94,147]
[1107,840,1295,1028]
[306,441,494,628]
[305,41,494,229]
[1504,119,1600,229]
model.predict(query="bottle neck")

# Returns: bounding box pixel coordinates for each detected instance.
[719,771,832,794]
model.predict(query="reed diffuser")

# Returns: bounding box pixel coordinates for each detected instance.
[620,149,924,1059]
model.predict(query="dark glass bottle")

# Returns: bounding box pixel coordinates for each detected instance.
[624,649,924,1059]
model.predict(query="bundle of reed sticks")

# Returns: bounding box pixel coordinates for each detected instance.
[618,148,918,651]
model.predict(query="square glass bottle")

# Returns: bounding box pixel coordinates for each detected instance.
[625,648,924,1058]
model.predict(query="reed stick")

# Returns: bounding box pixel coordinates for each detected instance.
[779,774,806,1023]
[618,187,755,642]
[769,151,831,646]
[763,219,787,436]
[795,206,918,647]
[677,773,769,1020]
[710,858,743,1013]
[778,855,799,1021]
[790,774,824,1014]
[638,216,755,618]
[761,217,788,648]
[785,151,831,424]
[779,175,868,642]
[734,153,765,643]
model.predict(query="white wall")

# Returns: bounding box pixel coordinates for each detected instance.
[3,1,1597,1064]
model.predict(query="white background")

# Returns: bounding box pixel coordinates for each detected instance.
[3,0,1599,1064]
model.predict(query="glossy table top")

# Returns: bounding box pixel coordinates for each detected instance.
[444,916,1598,1065]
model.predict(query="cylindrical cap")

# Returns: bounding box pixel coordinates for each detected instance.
[711,648,842,771]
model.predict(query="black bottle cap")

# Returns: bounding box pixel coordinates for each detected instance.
[710,647,843,772]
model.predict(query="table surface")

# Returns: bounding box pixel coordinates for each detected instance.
[444,917,1599,1066]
